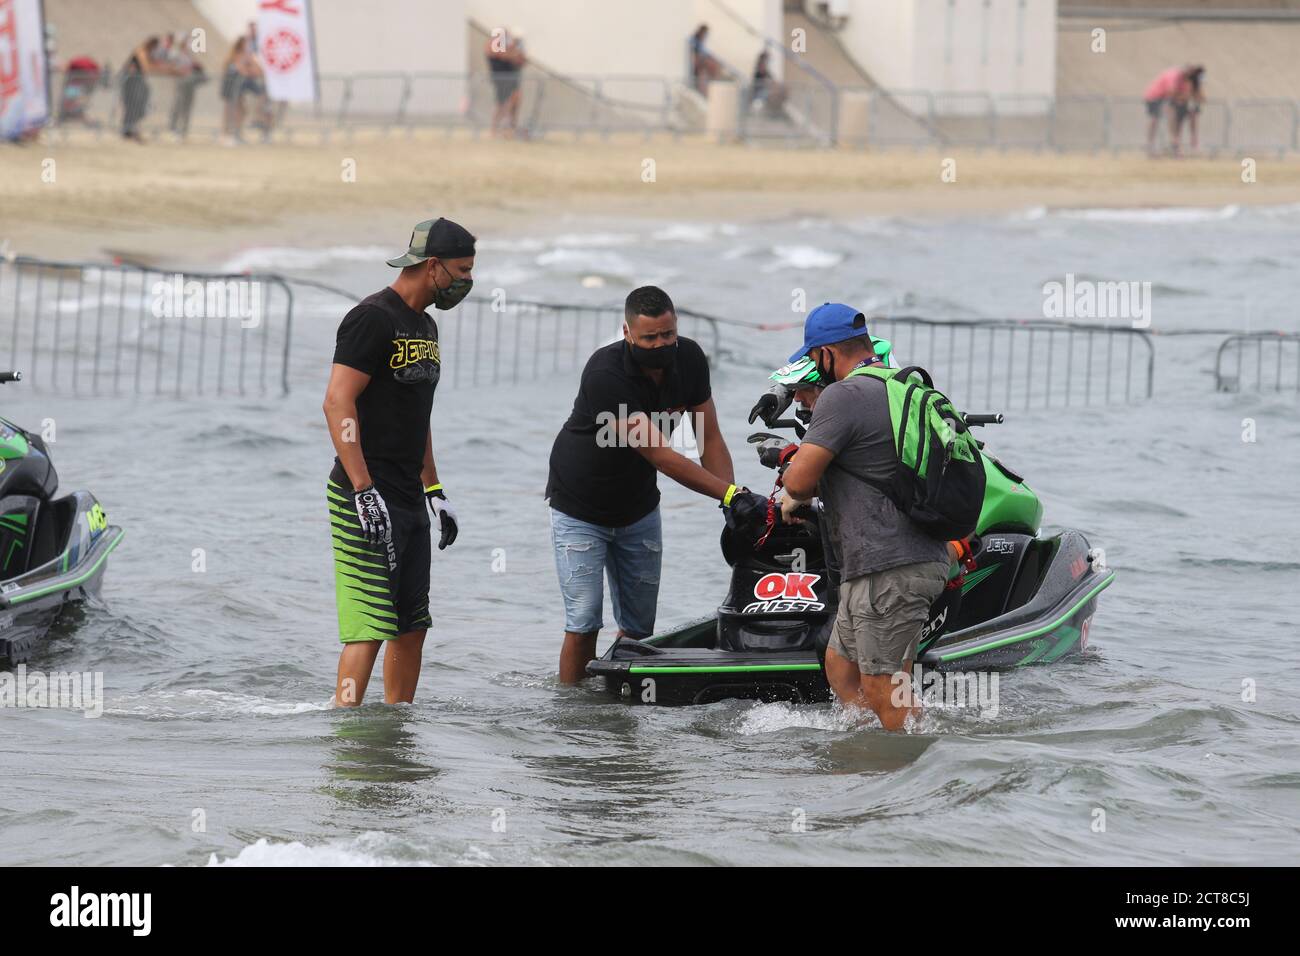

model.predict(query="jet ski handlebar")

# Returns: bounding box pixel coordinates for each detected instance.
[748,384,793,427]
[963,413,1003,427]
[0,371,22,384]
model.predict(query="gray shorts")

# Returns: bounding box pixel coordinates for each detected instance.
[828,560,949,675]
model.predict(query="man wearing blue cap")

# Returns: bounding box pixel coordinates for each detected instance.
[779,303,950,730]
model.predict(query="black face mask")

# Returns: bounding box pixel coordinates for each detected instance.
[813,348,836,383]
[432,260,472,311]
[627,340,678,370]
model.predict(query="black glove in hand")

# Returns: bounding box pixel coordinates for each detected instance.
[425,486,459,550]
[748,392,780,425]
[757,440,799,472]
[722,489,770,535]
[354,485,392,546]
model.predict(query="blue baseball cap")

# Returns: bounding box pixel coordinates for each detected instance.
[788,302,868,363]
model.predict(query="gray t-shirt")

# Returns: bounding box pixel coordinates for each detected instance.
[801,375,948,581]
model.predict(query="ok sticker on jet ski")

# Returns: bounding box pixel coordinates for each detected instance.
[743,572,825,614]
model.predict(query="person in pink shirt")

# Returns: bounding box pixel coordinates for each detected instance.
[1144,65,1204,155]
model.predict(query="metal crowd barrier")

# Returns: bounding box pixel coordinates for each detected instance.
[1214,332,1300,393]
[3,257,1291,405]
[0,257,293,397]
[851,317,1153,410]
[39,67,1300,154]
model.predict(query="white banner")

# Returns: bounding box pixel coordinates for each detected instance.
[0,0,50,139]
[256,0,317,103]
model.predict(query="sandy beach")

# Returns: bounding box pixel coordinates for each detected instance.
[3,131,1298,267]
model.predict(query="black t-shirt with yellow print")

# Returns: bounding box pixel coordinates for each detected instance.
[332,287,440,507]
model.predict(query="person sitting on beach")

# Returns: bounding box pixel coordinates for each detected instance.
[486,28,527,138]
[1143,65,1197,156]
[690,24,723,94]
[751,50,787,118]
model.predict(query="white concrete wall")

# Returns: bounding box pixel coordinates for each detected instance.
[839,0,915,91]
[197,0,779,85]
[837,0,1057,110]
[194,0,467,75]
[464,0,779,80]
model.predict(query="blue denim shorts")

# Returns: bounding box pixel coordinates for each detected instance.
[549,507,662,637]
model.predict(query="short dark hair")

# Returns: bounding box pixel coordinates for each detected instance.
[625,286,676,323]
[829,334,873,356]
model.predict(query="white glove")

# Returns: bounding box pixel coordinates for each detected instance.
[778,489,811,524]
[354,485,393,546]
[424,485,459,550]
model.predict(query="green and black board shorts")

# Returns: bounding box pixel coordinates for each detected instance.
[327,462,432,644]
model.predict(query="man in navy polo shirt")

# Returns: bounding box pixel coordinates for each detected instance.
[546,285,767,683]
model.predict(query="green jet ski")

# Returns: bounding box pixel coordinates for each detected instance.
[587,355,1116,706]
[0,371,124,665]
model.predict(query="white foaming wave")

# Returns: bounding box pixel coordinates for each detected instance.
[1052,205,1241,224]
[793,216,833,230]
[534,247,636,276]
[479,265,539,287]
[480,232,638,254]
[1257,201,1300,219]
[107,688,330,719]
[217,245,391,274]
[549,231,639,247]
[651,223,718,243]
[732,701,859,735]
[475,236,548,252]
[206,833,442,867]
[1011,205,1049,222]
[844,217,905,237]
[762,245,844,272]
[721,244,755,260]
[732,699,1003,736]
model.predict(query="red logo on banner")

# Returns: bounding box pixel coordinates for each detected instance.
[0,0,20,108]
[262,28,304,73]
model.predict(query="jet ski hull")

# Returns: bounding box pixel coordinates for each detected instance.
[588,538,1115,707]
[0,522,123,665]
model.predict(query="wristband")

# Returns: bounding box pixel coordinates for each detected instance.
[722,483,738,507]
[424,483,442,495]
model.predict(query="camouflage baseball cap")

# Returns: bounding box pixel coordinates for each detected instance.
[386,217,477,268]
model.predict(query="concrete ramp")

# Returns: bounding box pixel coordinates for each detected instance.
[782,5,877,89]
[465,20,686,136]
[43,0,228,71]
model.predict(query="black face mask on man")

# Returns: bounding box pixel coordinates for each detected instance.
[432,260,473,311]
[812,347,836,383]
[627,339,678,369]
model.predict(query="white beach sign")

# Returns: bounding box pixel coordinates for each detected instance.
[256,0,318,103]
[0,0,50,138]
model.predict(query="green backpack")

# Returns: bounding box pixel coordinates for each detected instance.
[844,364,986,540]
